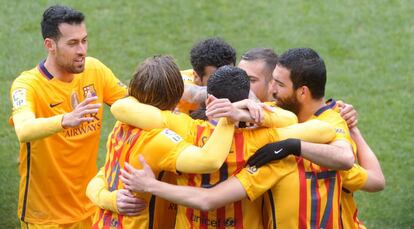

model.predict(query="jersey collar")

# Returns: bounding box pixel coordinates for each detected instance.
[314,98,336,116]
[38,60,54,80]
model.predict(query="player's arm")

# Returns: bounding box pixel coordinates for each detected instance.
[98,59,129,105]
[181,84,207,104]
[247,120,337,167]
[337,101,384,190]
[10,82,101,142]
[176,118,234,173]
[121,156,247,211]
[86,167,146,215]
[110,96,193,136]
[349,127,385,192]
[299,139,354,170]
[205,96,297,127]
[145,118,234,174]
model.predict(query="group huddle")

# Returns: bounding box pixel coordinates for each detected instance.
[10,4,384,229]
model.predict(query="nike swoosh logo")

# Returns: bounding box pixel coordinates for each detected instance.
[49,102,63,108]
[274,149,283,154]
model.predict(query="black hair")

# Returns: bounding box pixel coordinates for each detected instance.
[41,5,85,40]
[241,48,278,81]
[207,65,250,103]
[278,48,326,99]
[190,38,236,79]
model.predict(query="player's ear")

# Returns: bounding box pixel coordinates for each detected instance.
[296,85,310,101]
[193,70,202,85]
[44,38,57,53]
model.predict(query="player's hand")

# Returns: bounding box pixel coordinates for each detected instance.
[233,99,274,124]
[205,95,240,122]
[120,156,156,193]
[337,100,358,129]
[61,95,101,128]
[116,189,146,216]
[247,139,301,168]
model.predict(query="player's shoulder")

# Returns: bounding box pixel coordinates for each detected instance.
[316,99,345,125]
[84,56,109,70]
[180,69,195,83]
[12,66,42,88]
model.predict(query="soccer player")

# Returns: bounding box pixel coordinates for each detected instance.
[119,48,377,228]
[87,55,238,228]
[335,102,385,228]
[238,48,278,102]
[9,5,129,228]
[108,65,336,228]
[178,37,237,115]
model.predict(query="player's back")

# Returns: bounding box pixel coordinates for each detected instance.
[93,121,185,229]
[175,125,282,229]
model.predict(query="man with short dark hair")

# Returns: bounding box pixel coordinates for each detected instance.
[190,38,237,86]
[239,48,278,102]
[178,37,237,115]
[9,5,128,227]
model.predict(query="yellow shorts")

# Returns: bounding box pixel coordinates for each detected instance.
[20,216,93,229]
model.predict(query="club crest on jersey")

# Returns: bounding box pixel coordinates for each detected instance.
[162,129,183,143]
[12,88,26,108]
[83,84,97,97]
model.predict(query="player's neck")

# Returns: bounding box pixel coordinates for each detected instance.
[44,57,74,82]
[297,98,325,123]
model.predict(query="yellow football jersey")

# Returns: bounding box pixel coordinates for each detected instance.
[237,99,358,229]
[159,111,295,229]
[177,69,200,114]
[327,99,367,229]
[10,57,127,224]
[340,164,368,229]
[92,122,193,229]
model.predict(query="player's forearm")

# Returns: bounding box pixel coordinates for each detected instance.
[300,141,354,170]
[260,108,298,128]
[181,84,207,104]
[110,96,165,130]
[13,111,64,142]
[147,177,245,211]
[351,127,385,192]
[86,168,119,212]
[147,178,214,211]
[276,120,335,143]
[176,118,234,173]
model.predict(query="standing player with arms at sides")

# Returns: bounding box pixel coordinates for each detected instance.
[108,65,336,228]
[120,48,383,229]
[87,56,236,229]
[9,5,128,228]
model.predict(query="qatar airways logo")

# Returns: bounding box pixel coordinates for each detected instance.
[64,115,101,137]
